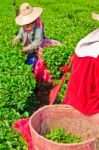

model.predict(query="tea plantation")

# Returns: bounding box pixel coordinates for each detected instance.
[0,0,99,149]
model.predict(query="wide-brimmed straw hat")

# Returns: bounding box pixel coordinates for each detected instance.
[15,3,43,26]
[92,12,99,21]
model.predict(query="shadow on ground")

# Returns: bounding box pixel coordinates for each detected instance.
[25,81,54,116]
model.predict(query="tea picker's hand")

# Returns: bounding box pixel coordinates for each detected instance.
[51,40,62,46]
[22,46,30,53]
[12,38,19,46]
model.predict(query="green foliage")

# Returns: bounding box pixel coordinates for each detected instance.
[0,0,36,149]
[44,128,82,144]
[1,0,99,149]
[42,0,99,79]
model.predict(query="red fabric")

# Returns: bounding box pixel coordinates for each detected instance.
[36,18,43,28]
[13,118,34,150]
[59,66,69,72]
[49,73,67,104]
[34,60,52,82]
[34,47,52,83]
[64,55,99,115]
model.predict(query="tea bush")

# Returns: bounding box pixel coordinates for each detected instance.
[1,0,99,149]
[0,1,36,149]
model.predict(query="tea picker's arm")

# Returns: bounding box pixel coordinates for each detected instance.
[12,28,23,46]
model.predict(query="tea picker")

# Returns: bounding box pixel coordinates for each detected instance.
[12,3,62,82]
[12,3,44,67]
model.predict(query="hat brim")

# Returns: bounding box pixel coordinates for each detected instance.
[15,7,43,26]
[92,12,99,21]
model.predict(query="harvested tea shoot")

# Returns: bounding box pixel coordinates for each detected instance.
[44,128,82,144]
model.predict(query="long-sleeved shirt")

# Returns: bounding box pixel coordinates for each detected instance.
[15,23,44,50]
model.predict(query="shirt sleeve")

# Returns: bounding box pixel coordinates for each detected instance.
[15,27,23,41]
[27,26,43,50]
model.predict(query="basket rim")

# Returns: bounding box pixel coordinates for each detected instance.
[29,105,96,146]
